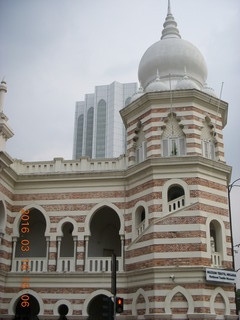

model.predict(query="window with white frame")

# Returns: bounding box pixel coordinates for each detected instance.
[135,206,146,236]
[202,139,215,160]
[162,137,186,157]
[136,141,147,163]
[210,220,222,267]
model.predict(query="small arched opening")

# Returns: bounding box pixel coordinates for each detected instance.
[135,206,146,236]
[60,222,74,257]
[87,294,113,320]
[168,184,185,212]
[210,220,223,267]
[14,294,40,320]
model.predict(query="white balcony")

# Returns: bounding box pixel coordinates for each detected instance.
[57,257,75,272]
[85,257,123,272]
[168,195,185,212]
[12,257,47,272]
[211,252,222,267]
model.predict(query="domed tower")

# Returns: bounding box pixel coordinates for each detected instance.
[121,1,237,318]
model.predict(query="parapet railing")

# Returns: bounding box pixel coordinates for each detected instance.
[11,155,127,175]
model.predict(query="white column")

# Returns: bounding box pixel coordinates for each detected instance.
[84,236,89,271]
[46,236,50,272]
[56,236,62,272]
[120,235,125,272]
[73,236,77,271]
[11,237,17,271]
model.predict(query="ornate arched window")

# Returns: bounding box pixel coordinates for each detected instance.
[201,116,216,160]
[162,113,186,157]
[168,184,185,212]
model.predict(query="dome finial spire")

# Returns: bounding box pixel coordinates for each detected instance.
[168,0,172,15]
[161,0,181,40]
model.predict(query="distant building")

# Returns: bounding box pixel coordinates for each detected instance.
[73,81,137,159]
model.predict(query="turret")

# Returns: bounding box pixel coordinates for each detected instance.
[0,78,14,151]
[0,78,7,113]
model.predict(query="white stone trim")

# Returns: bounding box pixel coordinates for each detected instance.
[56,216,78,237]
[206,215,227,264]
[165,285,194,314]
[210,287,230,315]
[8,289,44,316]
[12,204,51,237]
[53,299,73,316]
[132,288,149,316]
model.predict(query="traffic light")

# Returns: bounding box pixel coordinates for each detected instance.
[115,297,124,314]
[101,295,113,320]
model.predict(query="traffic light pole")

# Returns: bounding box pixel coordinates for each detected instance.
[111,254,117,320]
[113,295,116,320]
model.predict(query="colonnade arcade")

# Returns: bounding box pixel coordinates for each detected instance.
[11,204,124,273]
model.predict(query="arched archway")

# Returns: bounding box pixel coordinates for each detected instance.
[86,206,123,272]
[87,294,113,320]
[88,206,121,257]
[60,222,74,257]
[14,294,40,319]
[15,208,47,258]
[13,208,48,272]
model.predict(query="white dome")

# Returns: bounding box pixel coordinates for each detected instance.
[138,2,208,90]
[175,75,199,90]
[146,78,168,92]
[130,87,144,102]
[202,83,217,97]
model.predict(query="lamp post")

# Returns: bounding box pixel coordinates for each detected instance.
[228,178,240,316]
[228,178,240,271]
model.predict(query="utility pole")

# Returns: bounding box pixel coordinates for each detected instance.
[111,253,117,320]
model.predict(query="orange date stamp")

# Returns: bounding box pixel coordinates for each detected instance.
[19,208,31,308]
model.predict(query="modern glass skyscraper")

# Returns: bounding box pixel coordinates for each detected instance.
[73,81,137,159]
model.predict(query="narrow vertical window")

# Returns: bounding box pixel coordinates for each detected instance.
[96,100,106,158]
[86,107,94,157]
[76,114,84,158]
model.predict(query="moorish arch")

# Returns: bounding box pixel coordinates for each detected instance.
[132,288,149,317]
[87,204,122,258]
[14,206,49,260]
[84,201,124,236]
[162,178,190,214]
[53,299,73,316]
[56,216,78,237]
[8,289,44,316]
[210,287,230,316]
[132,200,149,239]
[82,289,112,317]
[12,204,50,237]
[205,215,227,263]
[165,285,194,315]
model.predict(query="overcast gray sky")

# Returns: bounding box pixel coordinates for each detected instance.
[0,0,240,282]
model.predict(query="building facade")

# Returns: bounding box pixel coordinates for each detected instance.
[73,81,137,159]
[0,1,238,319]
